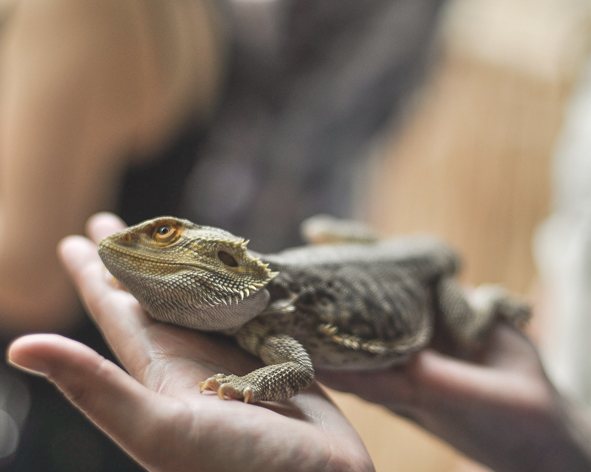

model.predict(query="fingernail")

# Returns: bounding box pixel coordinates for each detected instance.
[7,356,49,377]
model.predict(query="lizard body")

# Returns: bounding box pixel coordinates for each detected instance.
[98,216,530,403]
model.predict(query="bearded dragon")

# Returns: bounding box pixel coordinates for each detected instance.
[98,215,530,403]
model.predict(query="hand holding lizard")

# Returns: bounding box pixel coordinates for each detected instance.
[9,212,591,472]
[318,323,591,472]
[7,213,374,472]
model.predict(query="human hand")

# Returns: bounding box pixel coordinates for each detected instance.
[7,213,374,472]
[318,322,591,472]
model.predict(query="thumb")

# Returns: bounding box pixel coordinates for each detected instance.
[7,334,168,469]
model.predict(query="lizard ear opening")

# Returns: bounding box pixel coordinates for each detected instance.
[217,250,239,267]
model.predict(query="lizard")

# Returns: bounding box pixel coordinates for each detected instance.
[97,215,530,404]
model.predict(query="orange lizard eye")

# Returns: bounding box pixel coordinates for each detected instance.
[153,224,178,244]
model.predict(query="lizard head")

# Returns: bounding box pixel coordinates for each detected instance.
[97,216,276,331]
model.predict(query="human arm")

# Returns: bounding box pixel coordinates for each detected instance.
[7,213,374,472]
[318,322,591,472]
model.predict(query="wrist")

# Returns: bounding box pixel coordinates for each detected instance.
[469,391,591,472]
[539,394,591,472]
[402,380,591,472]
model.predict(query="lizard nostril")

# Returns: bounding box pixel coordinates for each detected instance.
[120,233,132,243]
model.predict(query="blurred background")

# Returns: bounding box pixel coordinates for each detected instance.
[0,0,590,470]
[333,0,591,471]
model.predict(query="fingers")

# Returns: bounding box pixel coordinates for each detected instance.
[317,368,417,408]
[85,212,126,244]
[321,326,548,436]
[408,350,494,397]
[58,218,155,378]
[58,233,150,330]
[478,322,542,371]
[7,334,169,467]
[317,344,511,413]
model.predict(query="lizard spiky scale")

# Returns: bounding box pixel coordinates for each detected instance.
[98,215,531,403]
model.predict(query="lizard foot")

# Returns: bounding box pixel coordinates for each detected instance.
[496,297,531,327]
[199,374,256,403]
[471,285,532,327]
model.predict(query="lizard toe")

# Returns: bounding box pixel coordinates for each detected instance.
[199,373,231,393]
[199,374,259,403]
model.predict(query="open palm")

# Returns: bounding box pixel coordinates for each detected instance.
[8,213,374,472]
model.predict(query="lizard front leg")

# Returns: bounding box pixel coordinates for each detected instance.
[199,332,314,403]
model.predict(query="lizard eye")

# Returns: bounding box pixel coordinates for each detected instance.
[217,250,238,267]
[153,224,178,243]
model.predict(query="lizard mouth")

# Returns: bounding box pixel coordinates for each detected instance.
[98,238,271,305]
[98,240,273,278]
[99,240,212,271]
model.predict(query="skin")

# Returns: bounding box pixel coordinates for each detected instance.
[7,212,591,472]
[0,0,224,335]
[8,213,374,472]
[318,325,591,472]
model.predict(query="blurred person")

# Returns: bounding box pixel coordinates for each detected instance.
[0,2,223,469]
[5,211,591,472]
[0,0,224,336]
[0,0,447,333]
[0,0,447,470]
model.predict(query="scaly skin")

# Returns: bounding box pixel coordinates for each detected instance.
[98,216,530,403]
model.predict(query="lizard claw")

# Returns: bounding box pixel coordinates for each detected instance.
[198,376,223,393]
[198,373,258,403]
